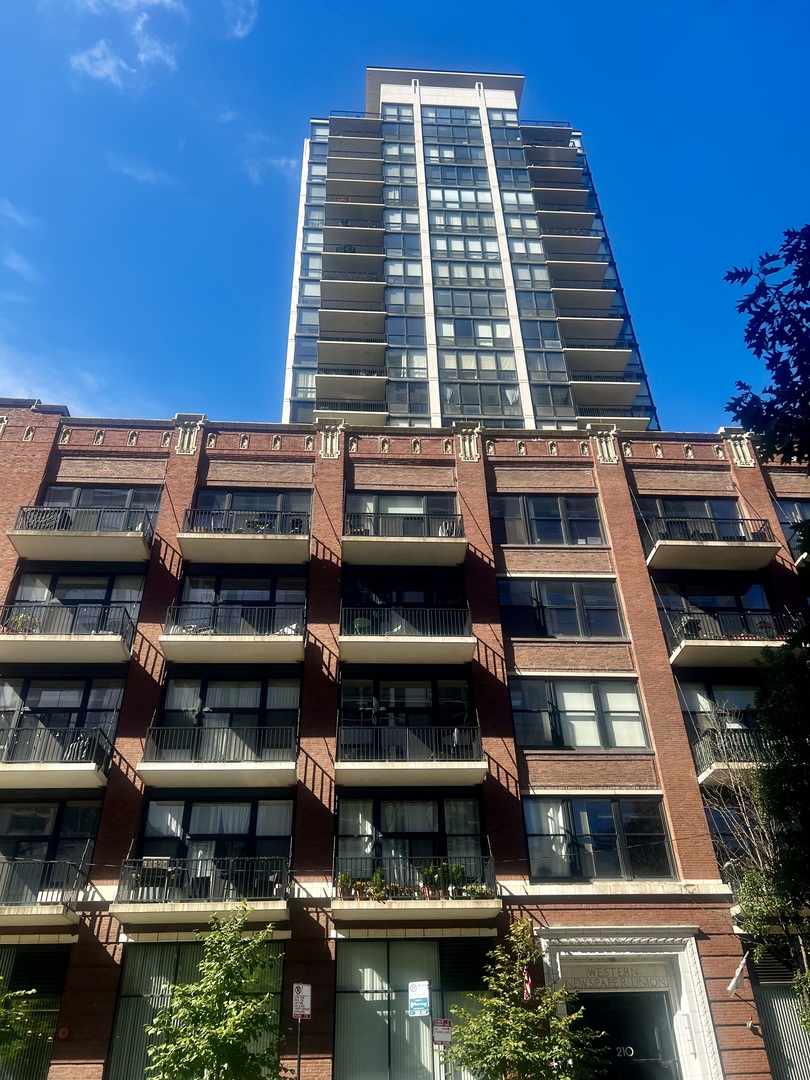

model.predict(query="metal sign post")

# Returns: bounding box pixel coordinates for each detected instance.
[292,983,312,1079]
[409,980,435,1078]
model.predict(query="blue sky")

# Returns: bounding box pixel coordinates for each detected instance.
[0,0,808,429]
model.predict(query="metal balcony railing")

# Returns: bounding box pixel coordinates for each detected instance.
[641,517,776,553]
[326,193,385,205]
[315,400,387,413]
[664,610,803,652]
[0,723,113,770]
[318,330,387,343]
[534,202,596,213]
[321,269,385,283]
[142,726,297,764]
[521,119,572,129]
[557,308,625,319]
[0,860,84,908]
[324,218,384,229]
[163,604,305,637]
[327,148,384,160]
[319,298,386,311]
[541,229,606,239]
[570,371,639,383]
[116,857,289,903]
[182,509,310,536]
[0,603,136,648]
[344,512,464,539]
[552,279,616,290]
[318,366,386,378]
[337,725,482,763]
[340,606,473,638]
[562,337,636,349]
[14,505,155,542]
[576,405,653,419]
[521,139,577,148]
[330,110,383,120]
[691,729,766,776]
[334,855,496,899]
[546,251,611,261]
[532,180,591,191]
[322,244,385,256]
[326,171,385,181]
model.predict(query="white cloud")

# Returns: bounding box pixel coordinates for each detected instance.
[132,12,176,68]
[243,155,298,185]
[223,0,258,39]
[108,154,174,185]
[2,249,38,284]
[70,39,134,89]
[73,0,185,13]
[0,198,38,230]
[217,108,239,124]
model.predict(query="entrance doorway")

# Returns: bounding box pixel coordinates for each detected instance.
[577,991,682,1079]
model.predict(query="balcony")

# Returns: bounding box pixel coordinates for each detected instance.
[313,400,389,427]
[339,606,476,664]
[332,856,500,922]
[0,603,135,663]
[138,726,297,788]
[176,510,310,565]
[575,405,653,431]
[642,517,780,570]
[159,605,306,663]
[664,611,803,667]
[691,729,766,786]
[568,372,641,407]
[342,513,467,565]
[0,724,113,790]
[562,338,635,369]
[317,328,387,366]
[8,506,154,562]
[316,368,387,403]
[335,725,486,786]
[0,860,83,926]
[110,857,289,928]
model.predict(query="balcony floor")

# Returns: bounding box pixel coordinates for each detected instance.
[669,638,788,667]
[0,635,132,663]
[646,539,781,571]
[331,898,502,922]
[334,761,487,787]
[159,634,305,664]
[0,903,79,927]
[341,535,468,565]
[137,760,297,789]
[109,899,289,928]
[7,531,152,563]
[176,533,310,565]
[0,762,108,790]
[338,636,478,664]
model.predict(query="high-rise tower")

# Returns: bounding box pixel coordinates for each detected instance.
[283,68,659,431]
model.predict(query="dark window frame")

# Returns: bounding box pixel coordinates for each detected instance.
[490,495,605,547]
[509,676,648,750]
[498,577,625,639]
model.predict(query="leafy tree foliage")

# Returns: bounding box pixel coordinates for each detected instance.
[0,976,36,1060]
[443,919,607,1080]
[725,224,810,471]
[146,905,288,1080]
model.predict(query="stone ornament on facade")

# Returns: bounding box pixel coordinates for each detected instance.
[453,422,480,462]
[22,426,34,442]
[379,437,389,453]
[727,434,756,467]
[579,441,589,457]
[272,434,282,450]
[175,421,204,456]
[59,428,70,445]
[127,431,138,446]
[206,432,217,449]
[0,416,7,442]
[239,434,250,450]
[443,438,453,455]
[622,441,632,458]
[304,435,314,451]
[517,440,526,456]
[548,441,558,456]
[412,438,421,454]
[485,439,495,456]
[713,444,725,460]
[653,443,663,458]
[684,444,694,459]
[318,422,342,459]
[348,436,358,452]
[161,430,171,447]
[593,430,618,464]
[94,430,105,445]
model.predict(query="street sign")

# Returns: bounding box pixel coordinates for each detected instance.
[408,980,430,1017]
[292,983,312,1020]
[432,1019,452,1046]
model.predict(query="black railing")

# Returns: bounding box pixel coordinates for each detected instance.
[535,203,596,213]
[318,366,386,377]
[326,171,384,182]
[0,723,113,770]
[319,299,386,311]
[330,110,382,120]
[337,725,482,763]
[0,860,83,908]
[315,400,388,413]
[642,516,776,552]
[553,279,616,290]
[692,730,766,775]
[557,308,625,319]
[521,119,572,129]
[116,857,289,903]
[182,509,310,537]
[163,604,305,637]
[326,193,385,205]
[522,139,578,148]
[321,270,385,282]
[340,606,473,638]
[562,337,636,349]
[570,371,639,383]
[532,180,591,191]
[327,148,383,160]
[664,610,802,652]
[322,244,385,255]
[334,856,496,899]
[541,230,606,240]
[142,726,296,764]
[318,331,387,343]
[14,505,155,543]
[324,218,384,229]
[576,406,653,418]
[0,603,136,648]
[344,512,464,539]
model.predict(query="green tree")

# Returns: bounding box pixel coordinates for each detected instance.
[146,905,288,1080]
[0,976,35,1061]
[443,920,607,1080]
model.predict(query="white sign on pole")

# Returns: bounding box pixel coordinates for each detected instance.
[292,983,312,1020]
[432,1019,452,1046]
[408,980,430,1017]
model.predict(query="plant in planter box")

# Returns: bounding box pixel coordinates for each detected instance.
[436,863,450,899]
[368,867,388,902]
[450,864,466,898]
[421,865,436,899]
[336,872,353,899]
[464,883,494,899]
[353,880,369,900]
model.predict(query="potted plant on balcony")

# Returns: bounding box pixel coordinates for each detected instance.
[1,612,39,635]
[465,883,495,900]
[353,879,369,900]
[368,867,388,902]
[337,872,353,900]
[436,862,450,899]
[421,864,436,899]
[449,863,466,898]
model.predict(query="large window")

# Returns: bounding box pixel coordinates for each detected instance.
[0,799,100,904]
[342,569,466,609]
[341,674,472,728]
[440,381,522,417]
[490,495,604,546]
[0,946,70,1080]
[0,677,122,763]
[174,574,306,634]
[775,497,810,559]
[107,941,283,1080]
[160,676,299,746]
[677,680,758,739]
[196,488,310,516]
[499,578,624,638]
[510,678,647,748]
[334,940,484,1080]
[438,349,517,383]
[42,484,161,530]
[345,493,458,537]
[524,797,672,880]
[142,798,293,860]
[9,572,144,635]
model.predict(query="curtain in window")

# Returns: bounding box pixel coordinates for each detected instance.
[205,682,262,709]
[525,799,570,878]
[165,680,200,712]
[557,683,601,747]
[265,681,300,710]
[145,803,184,839]
[382,801,436,834]
[256,801,293,836]
[601,683,646,746]
[188,803,250,835]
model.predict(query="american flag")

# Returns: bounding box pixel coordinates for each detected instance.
[523,966,532,1001]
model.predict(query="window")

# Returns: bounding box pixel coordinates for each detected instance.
[194,489,311,530]
[341,674,472,728]
[493,145,527,164]
[520,320,561,347]
[383,185,418,206]
[775,497,810,559]
[385,259,422,284]
[497,168,532,188]
[385,287,424,314]
[10,572,143,636]
[381,104,414,122]
[345,492,459,537]
[382,141,416,161]
[436,318,512,347]
[428,187,493,209]
[383,163,418,184]
[508,236,545,260]
[297,279,320,306]
[501,190,535,211]
[0,799,101,889]
[301,228,323,251]
[386,380,430,416]
[342,568,466,609]
[504,213,540,235]
[530,383,575,418]
[525,349,568,381]
[524,797,672,880]
[677,681,758,739]
[513,264,550,288]
[434,289,508,317]
[296,307,319,334]
[386,316,426,345]
[383,208,420,232]
[0,677,122,763]
[432,260,504,287]
[428,209,496,232]
[510,678,647,748]
[438,349,517,382]
[142,797,293,860]
[41,484,161,531]
[490,495,604,546]
[108,941,283,1080]
[386,349,428,378]
[516,290,554,315]
[430,234,500,260]
[384,232,421,258]
[441,381,522,418]
[498,578,624,638]
[423,143,486,163]
[292,371,316,399]
[161,676,299,738]
[334,940,485,1080]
